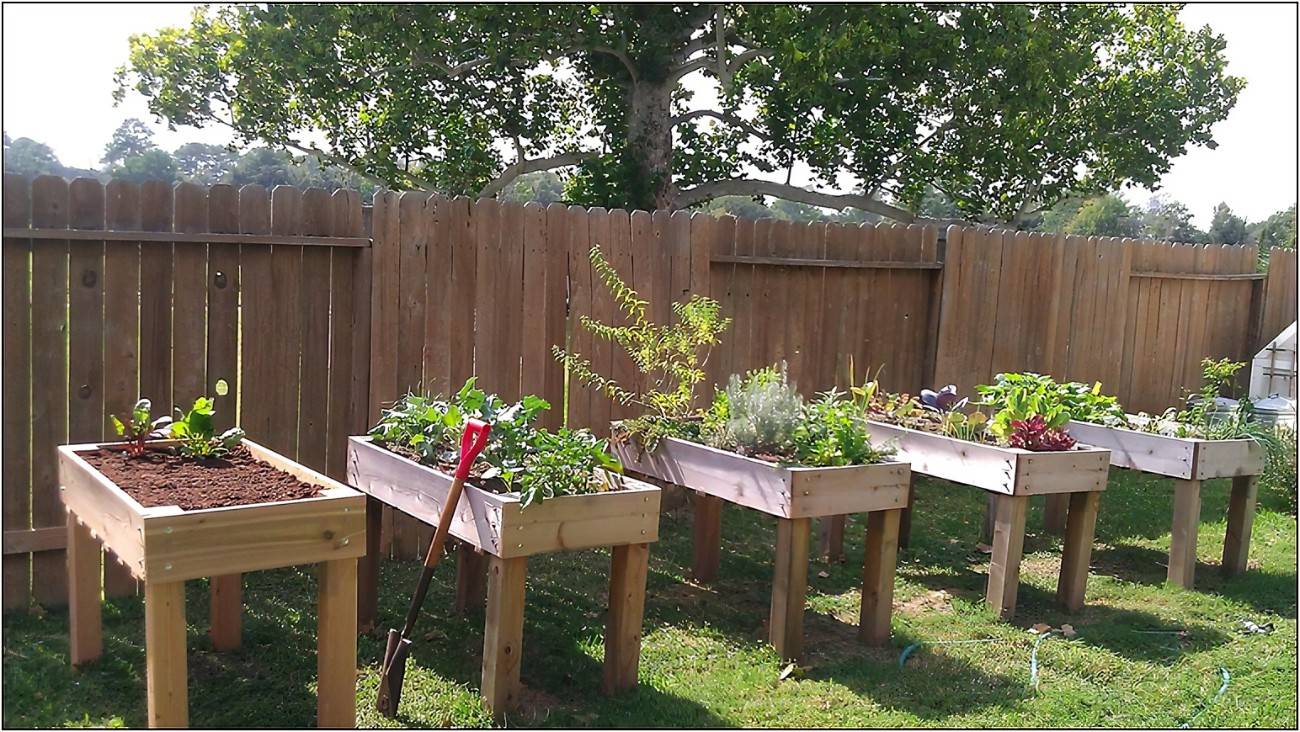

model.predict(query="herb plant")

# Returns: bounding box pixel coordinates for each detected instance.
[554,246,730,448]
[705,365,803,458]
[793,389,894,467]
[110,398,173,457]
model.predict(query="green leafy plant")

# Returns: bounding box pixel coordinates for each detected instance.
[793,389,894,467]
[555,246,730,448]
[171,396,245,458]
[110,398,172,457]
[369,377,621,507]
[975,373,1073,442]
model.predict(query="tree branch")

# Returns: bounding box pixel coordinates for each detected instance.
[588,45,639,81]
[670,109,767,140]
[674,178,935,224]
[477,149,599,199]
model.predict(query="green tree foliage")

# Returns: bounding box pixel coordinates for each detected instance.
[1140,195,1206,243]
[1064,194,1141,237]
[117,5,1241,222]
[3,136,65,177]
[101,118,157,165]
[1250,205,1296,252]
[107,148,177,184]
[501,170,566,205]
[1208,202,1249,245]
[173,142,238,184]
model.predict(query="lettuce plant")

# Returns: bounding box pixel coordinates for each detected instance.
[1007,415,1076,451]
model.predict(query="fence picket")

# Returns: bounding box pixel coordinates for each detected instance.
[2,175,32,608]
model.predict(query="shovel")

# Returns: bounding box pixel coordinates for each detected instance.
[376,418,491,718]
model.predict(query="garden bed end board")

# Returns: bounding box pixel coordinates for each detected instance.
[346,436,661,558]
[1066,420,1265,480]
[866,421,1110,495]
[58,440,366,584]
[609,434,911,519]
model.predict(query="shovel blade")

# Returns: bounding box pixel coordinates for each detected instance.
[376,631,412,718]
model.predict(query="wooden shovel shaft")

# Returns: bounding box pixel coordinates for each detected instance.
[396,472,469,639]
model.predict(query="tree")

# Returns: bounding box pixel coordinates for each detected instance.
[174,142,238,184]
[1065,194,1140,237]
[501,170,566,205]
[117,5,1241,223]
[1208,202,1248,245]
[1140,195,1206,243]
[107,149,177,183]
[102,118,157,165]
[1250,205,1296,253]
[3,136,64,177]
[227,147,298,188]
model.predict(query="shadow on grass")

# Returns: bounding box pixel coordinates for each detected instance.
[1091,542,1298,617]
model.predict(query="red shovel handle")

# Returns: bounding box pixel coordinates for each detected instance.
[456,419,491,481]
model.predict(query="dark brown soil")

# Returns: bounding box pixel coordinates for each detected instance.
[82,445,322,511]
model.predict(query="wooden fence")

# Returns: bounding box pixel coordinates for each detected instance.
[1,175,369,609]
[3,177,1296,601]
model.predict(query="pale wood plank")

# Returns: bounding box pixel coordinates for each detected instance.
[67,511,104,665]
[1167,478,1201,589]
[986,493,1028,620]
[818,515,846,563]
[482,555,527,719]
[1221,475,1258,577]
[1056,490,1099,612]
[858,508,900,646]
[357,496,383,634]
[602,542,649,694]
[317,558,359,728]
[144,580,188,728]
[769,516,811,661]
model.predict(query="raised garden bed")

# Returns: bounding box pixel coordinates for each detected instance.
[1066,418,1265,588]
[610,431,910,660]
[867,420,1111,619]
[346,435,661,717]
[59,439,365,728]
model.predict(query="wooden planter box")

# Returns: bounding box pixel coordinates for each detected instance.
[866,420,1111,620]
[58,439,366,728]
[1067,419,1266,588]
[345,436,661,717]
[609,432,910,660]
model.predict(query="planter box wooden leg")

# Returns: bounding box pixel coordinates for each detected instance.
[1168,479,1201,589]
[980,495,997,544]
[986,494,1028,620]
[898,476,916,550]
[482,556,527,719]
[602,543,649,695]
[1222,475,1258,577]
[144,580,188,729]
[818,515,846,563]
[209,575,241,651]
[455,543,488,614]
[1055,491,1100,612]
[357,496,384,634]
[692,492,723,582]
[67,512,103,666]
[770,517,811,661]
[1043,494,1069,536]
[317,558,358,728]
[858,508,901,646]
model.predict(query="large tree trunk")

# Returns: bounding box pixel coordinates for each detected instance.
[627,80,675,210]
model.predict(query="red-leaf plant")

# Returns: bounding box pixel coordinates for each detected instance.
[110,398,172,457]
[1007,415,1077,452]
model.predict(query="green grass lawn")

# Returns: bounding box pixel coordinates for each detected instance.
[4,469,1296,728]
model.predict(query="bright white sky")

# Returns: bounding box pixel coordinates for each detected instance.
[2,3,1295,226]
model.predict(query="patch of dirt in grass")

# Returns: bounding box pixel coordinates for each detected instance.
[895,589,954,615]
[511,686,569,725]
[802,614,897,666]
